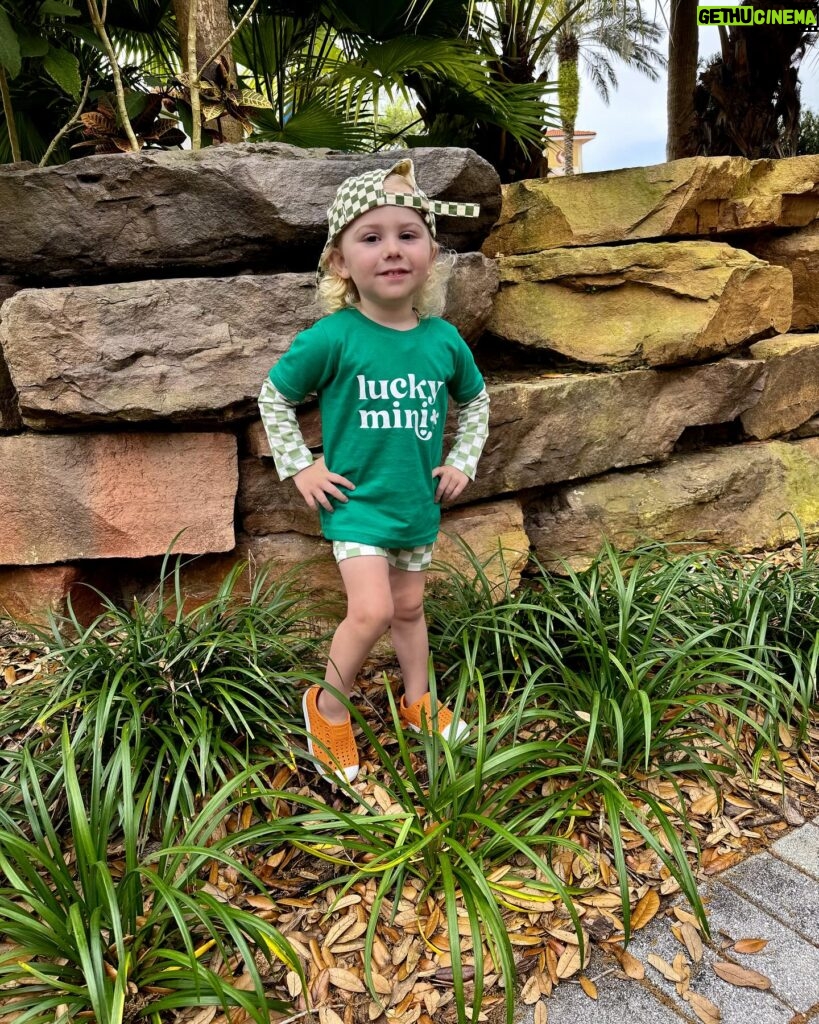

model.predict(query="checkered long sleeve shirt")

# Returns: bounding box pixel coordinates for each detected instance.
[258,378,490,483]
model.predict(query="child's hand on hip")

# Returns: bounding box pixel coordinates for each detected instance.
[294,457,355,512]
[432,465,469,504]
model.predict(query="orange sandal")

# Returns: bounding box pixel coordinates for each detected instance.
[399,692,468,742]
[302,686,359,782]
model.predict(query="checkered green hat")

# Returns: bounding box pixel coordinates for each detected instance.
[319,158,480,274]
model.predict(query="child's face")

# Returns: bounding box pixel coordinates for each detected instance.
[328,183,437,316]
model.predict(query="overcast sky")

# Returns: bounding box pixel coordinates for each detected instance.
[574,21,819,172]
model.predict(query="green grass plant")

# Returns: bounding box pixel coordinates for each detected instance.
[0,555,327,829]
[0,721,301,1024]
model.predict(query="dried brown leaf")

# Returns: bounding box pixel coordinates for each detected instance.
[556,945,582,979]
[712,962,771,989]
[521,976,541,1004]
[632,891,660,930]
[613,947,645,980]
[681,922,704,963]
[691,791,719,815]
[534,1000,548,1024]
[648,954,686,983]
[673,908,702,929]
[369,972,392,996]
[328,967,366,993]
[685,991,722,1024]
[579,975,598,999]
[732,938,769,954]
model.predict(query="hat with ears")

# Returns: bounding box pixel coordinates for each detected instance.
[318,157,480,277]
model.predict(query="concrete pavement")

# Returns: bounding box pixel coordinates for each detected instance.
[515,817,819,1023]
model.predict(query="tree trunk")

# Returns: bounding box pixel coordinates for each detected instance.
[690,0,811,158]
[172,0,245,143]
[666,0,698,159]
[557,33,579,175]
[0,67,21,164]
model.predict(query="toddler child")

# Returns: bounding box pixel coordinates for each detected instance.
[259,158,490,782]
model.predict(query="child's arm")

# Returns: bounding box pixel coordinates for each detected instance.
[258,378,314,480]
[258,379,355,512]
[432,387,490,503]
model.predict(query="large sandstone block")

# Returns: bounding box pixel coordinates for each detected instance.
[0,564,107,626]
[489,242,792,368]
[742,334,819,439]
[0,432,237,564]
[434,501,529,594]
[0,144,500,280]
[1,254,496,429]
[1,275,317,427]
[747,223,819,330]
[484,154,819,256]
[461,360,764,500]
[443,252,499,342]
[526,438,819,570]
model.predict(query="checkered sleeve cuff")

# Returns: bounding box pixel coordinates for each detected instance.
[445,387,490,480]
[258,378,314,481]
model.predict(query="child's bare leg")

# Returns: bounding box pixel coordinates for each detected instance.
[319,556,393,723]
[389,566,429,705]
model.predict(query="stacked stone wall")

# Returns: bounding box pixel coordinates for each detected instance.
[1,145,819,621]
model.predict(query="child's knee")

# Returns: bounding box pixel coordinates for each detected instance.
[348,599,394,636]
[392,593,424,623]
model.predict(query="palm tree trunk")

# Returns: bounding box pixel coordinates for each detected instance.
[666,0,698,159]
[0,67,21,164]
[172,0,244,144]
[557,33,580,175]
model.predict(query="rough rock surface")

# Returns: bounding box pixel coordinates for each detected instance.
[246,404,321,457]
[239,457,322,537]
[443,252,499,341]
[434,500,529,593]
[526,438,819,569]
[484,154,819,255]
[489,242,792,368]
[452,360,765,501]
[0,276,20,306]
[793,416,819,439]
[0,564,108,626]
[0,432,237,564]
[0,275,318,427]
[742,334,819,439]
[747,222,819,330]
[1,253,496,429]
[0,354,20,432]
[0,144,501,280]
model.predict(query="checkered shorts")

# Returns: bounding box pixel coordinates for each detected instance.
[332,540,435,572]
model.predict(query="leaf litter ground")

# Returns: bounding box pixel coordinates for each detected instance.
[0,541,818,1024]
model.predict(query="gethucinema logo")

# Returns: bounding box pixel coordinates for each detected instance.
[697,4,819,29]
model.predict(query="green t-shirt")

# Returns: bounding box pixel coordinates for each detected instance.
[269,307,485,548]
